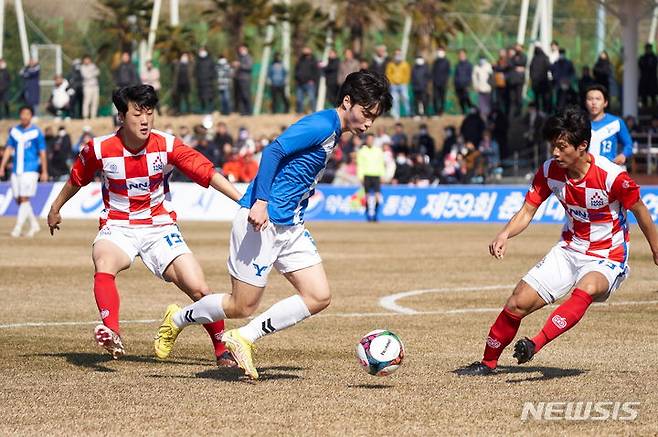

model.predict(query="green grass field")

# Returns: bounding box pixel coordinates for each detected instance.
[1,217,656,435]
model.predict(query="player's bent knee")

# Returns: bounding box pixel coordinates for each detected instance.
[504,296,531,317]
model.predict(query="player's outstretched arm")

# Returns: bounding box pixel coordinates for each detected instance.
[47,181,81,235]
[0,146,12,178]
[629,199,658,266]
[209,172,242,202]
[489,201,538,260]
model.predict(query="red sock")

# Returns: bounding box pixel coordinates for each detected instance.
[93,272,120,334]
[482,308,523,369]
[203,320,227,357]
[531,288,593,353]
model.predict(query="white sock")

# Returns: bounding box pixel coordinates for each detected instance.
[25,202,38,229]
[238,295,311,343]
[173,293,226,328]
[14,202,29,232]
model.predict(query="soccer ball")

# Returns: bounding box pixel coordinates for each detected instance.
[356,329,405,376]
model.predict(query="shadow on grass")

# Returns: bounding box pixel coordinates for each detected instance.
[346,383,394,389]
[146,365,303,382]
[32,353,213,373]
[451,364,586,382]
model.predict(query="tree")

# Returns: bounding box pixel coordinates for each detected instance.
[333,0,400,56]
[406,0,462,58]
[93,0,154,60]
[202,0,272,52]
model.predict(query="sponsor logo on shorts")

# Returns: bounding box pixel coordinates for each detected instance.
[253,263,268,277]
[486,336,501,349]
[552,315,567,329]
[100,309,110,319]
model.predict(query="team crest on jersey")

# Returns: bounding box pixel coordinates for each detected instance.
[586,188,608,209]
[152,155,164,172]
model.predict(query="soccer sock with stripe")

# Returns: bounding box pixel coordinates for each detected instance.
[93,272,120,334]
[481,307,523,369]
[531,288,593,353]
[173,293,226,328]
[237,294,311,343]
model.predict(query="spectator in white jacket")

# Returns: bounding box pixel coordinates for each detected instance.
[472,56,493,119]
[47,75,72,119]
[80,55,100,119]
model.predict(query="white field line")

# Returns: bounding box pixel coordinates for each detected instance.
[1,286,658,329]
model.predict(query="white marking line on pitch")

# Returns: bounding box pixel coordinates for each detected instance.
[379,284,514,314]
[2,300,658,329]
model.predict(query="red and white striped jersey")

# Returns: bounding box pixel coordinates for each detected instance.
[525,154,640,263]
[69,128,215,228]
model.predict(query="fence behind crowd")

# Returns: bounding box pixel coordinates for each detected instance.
[3,182,658,224]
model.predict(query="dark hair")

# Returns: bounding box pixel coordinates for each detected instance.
[112,85,158,114]
[543,106,591,150]
[18,105,33,115]
[336,70,392,115]
[585,83,609,102]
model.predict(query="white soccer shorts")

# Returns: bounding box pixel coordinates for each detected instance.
[227,207,322,287]
[93,224,192,280]
[523,244,629,304]
[10,172,39,198]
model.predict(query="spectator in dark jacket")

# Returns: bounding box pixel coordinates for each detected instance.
[454,49,473,114]
[67,59,83,119]
[195,47,216,113]
[529,45,551,113]
[20,58,40,114]
[234,45,253,115]
[551,49,576,111]
[506,43,526,117]
[578,66,595,109]
[432,48,450,116]
[411,55,430,117]
[0,59,10,118]
[593,50,612,90]
[323,49,340,106]
[172,52,192,114]
[113,51,140,88]
[268,52,289,113]
[639,43,658,108]
[295,46,319,113]
[460,107,486,147]
[370,45,389,78]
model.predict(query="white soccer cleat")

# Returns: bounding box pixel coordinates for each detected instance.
[25,225,40,238]
[10,228,21,238]
[94,324,125,359]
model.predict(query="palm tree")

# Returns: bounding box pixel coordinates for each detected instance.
[271,0,328,54]
[333,0,400,56]
[202,0,272,51]
[94,0,154,59]
[406,0,462,57]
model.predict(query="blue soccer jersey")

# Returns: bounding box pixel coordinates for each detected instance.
[239,109,342,225]
[6,124,46,174]
[589,113,632,162]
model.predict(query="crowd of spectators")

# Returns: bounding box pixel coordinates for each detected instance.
[0,39,654,120]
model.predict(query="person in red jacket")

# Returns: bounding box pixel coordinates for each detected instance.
[47,85,242,366]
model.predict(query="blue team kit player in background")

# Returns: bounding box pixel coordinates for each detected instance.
[584,84,632,166]
[154,70,393,379]
[0,105,48,238]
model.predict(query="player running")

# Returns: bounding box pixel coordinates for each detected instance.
[0,105,48,237]
[585,84,633,166]
[47,85,242,365]
[457,106,658,376]
[154,70,392,379]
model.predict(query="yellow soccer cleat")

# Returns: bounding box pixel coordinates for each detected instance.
[222,329,258,380]
[154,304,182,359]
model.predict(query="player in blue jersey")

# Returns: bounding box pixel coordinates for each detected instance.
[154,70,392,379]
[585,84,632,165]
[0,105,48,237]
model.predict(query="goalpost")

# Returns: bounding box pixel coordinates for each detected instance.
[30,43,62,112]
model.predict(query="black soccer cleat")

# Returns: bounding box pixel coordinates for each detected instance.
[454,361,495,376]
[513,337,536,364]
